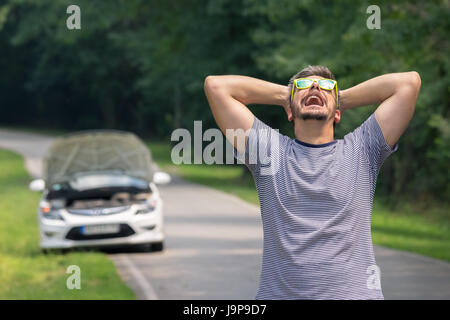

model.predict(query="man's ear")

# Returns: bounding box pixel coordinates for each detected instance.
[334,109,341,124]
[284,104,293,122]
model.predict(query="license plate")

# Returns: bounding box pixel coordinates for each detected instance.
[80,224,120,235]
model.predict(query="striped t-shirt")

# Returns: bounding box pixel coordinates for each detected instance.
[234,112,398,300]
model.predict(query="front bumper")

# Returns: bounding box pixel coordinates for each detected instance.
[39,208,164,249]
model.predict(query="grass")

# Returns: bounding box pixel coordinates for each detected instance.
[371,202,450,261]
[0,149,135,299]
[147,140,450,262]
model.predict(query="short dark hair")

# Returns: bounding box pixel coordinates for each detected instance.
[288,65,340,110]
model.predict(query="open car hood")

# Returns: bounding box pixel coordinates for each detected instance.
[43,130,154,186]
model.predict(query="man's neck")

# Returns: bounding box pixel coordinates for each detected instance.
[293,118,335,145]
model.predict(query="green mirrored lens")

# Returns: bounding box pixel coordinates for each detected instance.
[318,79,335,90]
[296,79,313,89]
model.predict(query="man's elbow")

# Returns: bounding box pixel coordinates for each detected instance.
[204,75,220,94]
[397,71,421,111]
[407,71,421,92]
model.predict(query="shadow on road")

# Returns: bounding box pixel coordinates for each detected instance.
[41,244,162,255]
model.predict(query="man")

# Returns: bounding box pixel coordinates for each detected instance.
[203,66,421,299]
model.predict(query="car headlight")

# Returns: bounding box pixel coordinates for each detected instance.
[42,210,64,220]
[39,200,64,220]
[135,208,154,215]
[135,199,157,215]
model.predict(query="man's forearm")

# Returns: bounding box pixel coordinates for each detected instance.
[204,75,293,138]
[340,72,421,110]
[207,75,289,107]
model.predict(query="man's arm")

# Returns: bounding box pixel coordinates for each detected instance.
[204,75,290,153]
[340,72,421,149]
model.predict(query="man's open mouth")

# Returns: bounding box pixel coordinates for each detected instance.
[304,95,324,107]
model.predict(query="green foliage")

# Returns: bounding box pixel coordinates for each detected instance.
[0,0,448,204]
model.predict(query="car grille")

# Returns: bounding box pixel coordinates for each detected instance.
[67,205,130,216]
[65,224,135,240]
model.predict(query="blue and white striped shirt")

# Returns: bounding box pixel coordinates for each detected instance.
[234,112,398,300]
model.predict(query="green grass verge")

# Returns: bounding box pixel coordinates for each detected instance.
[0,149,135,299]
[148,141,450,262]
[371,202,450,261]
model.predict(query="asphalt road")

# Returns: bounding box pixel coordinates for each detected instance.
[1,128,449,300]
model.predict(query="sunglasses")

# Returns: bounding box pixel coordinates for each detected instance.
[291,78,339,106]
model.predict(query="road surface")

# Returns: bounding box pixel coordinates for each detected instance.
[0,128,449,300]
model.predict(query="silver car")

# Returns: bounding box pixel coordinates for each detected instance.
[29,130,170,252]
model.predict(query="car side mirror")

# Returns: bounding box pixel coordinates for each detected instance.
[153,171,171,185]
[29,179,45,192]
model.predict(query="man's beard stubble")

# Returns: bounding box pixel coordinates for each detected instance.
[299,113,327,121]
[291,104,328,121]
